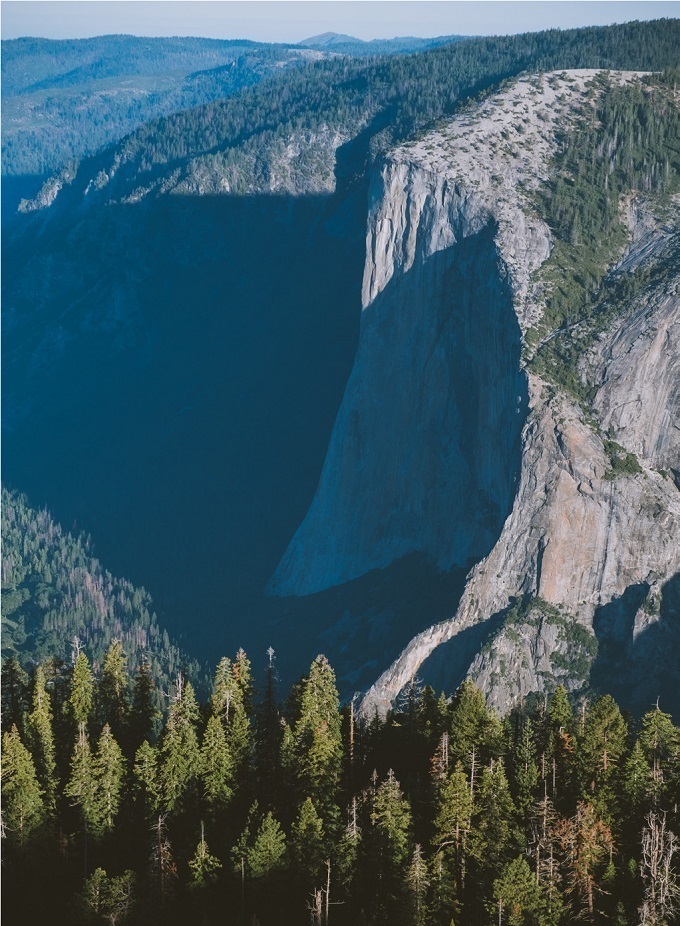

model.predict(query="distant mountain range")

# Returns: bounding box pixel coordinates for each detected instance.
[1,31,467,181]
[298,30,468,54]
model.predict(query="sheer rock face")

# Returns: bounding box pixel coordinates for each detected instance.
[590,291,680,474]
[269,218,528,595]
[268,70,680,714]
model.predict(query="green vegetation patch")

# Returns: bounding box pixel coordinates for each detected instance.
[602,439,643,479]
[481,596,597,687]
[1,487,204,693]
[528,70,680,403]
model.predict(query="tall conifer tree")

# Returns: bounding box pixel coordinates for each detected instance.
[289,655,343,823]
[200,714,234,817]
[69,651,95,731]
[1,725,45,846]
[97,640,130,742]
[93,723,125,835]
[158,674,200,814]
[130,656,159,750]
[27,665,58,816]
[133,740,161,819]
[65,722,99,837]
[290,797,326,886]
[1,658,28,735]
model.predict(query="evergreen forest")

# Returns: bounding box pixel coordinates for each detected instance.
[2,643,679,925]
[1,488,204,698]
[3,17,680,926]
[30,19,680,207]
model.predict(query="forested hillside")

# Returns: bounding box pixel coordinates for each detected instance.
[1,488,203,694]
[24,19,680,208]
[2,647,679,925]
[1,35,323,176]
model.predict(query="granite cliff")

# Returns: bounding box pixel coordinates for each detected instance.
[269,70,680,715]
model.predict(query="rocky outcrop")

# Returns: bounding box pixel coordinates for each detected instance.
[589,271,680,474]
[360,352,679,714]
[18,164,77,213]
[271,72,599,596]
[20,123,352,211]
[267,70,680,714]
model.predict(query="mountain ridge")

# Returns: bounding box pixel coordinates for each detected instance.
[3,21,680,717]
[18,20,680,212]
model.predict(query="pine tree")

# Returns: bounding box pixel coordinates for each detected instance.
[210,656,236,720]
[211,653,254,787]
[68,651,95,731]
[623,739,653,814]
[556,800,614,921]
[233,648,254,716]
[405,844,430,926]
[363,770,413,924]
[1,657,29,734]
[26,665,58,816]
[289,655,343,823]
[247,812,287,879]
[468,761,521,887]
[432,761,473,872]
[130,656,160,751]
[548,685,574,736]
[417,685,448,746]
[279,718,296,797]
[511,717,540,817]
[639,705,680,807]
[78,868,137,925]
[290,797,326,886]
[490,856,554,926]
[371,770,413,873]
[65,722,99,837]
[97,640,130,742]
[449,680,503,774]
[545,685,576,808]
[133,740,161,818]
[578,695,627,816]
[188,821,222,890]
[1,725,45,846]
[158,674,200,815]
[200,714,234,817]
[93,723,125,835]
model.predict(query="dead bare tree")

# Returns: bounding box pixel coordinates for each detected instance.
[639,811,679,925]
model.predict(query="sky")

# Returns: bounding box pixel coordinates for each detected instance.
[2,1,679,44]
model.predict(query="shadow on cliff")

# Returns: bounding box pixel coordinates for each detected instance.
[2,177,368,686]
[3,123,529,697]
[591,575,680,719]
[271,218,529,594]
[266,216,529,691]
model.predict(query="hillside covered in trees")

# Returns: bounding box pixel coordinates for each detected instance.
[22,19,680,208]
[1,35,328,177]
[2,644,679,925]
[1,488,204,697]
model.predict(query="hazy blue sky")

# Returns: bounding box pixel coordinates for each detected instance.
[3,1,679,43]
